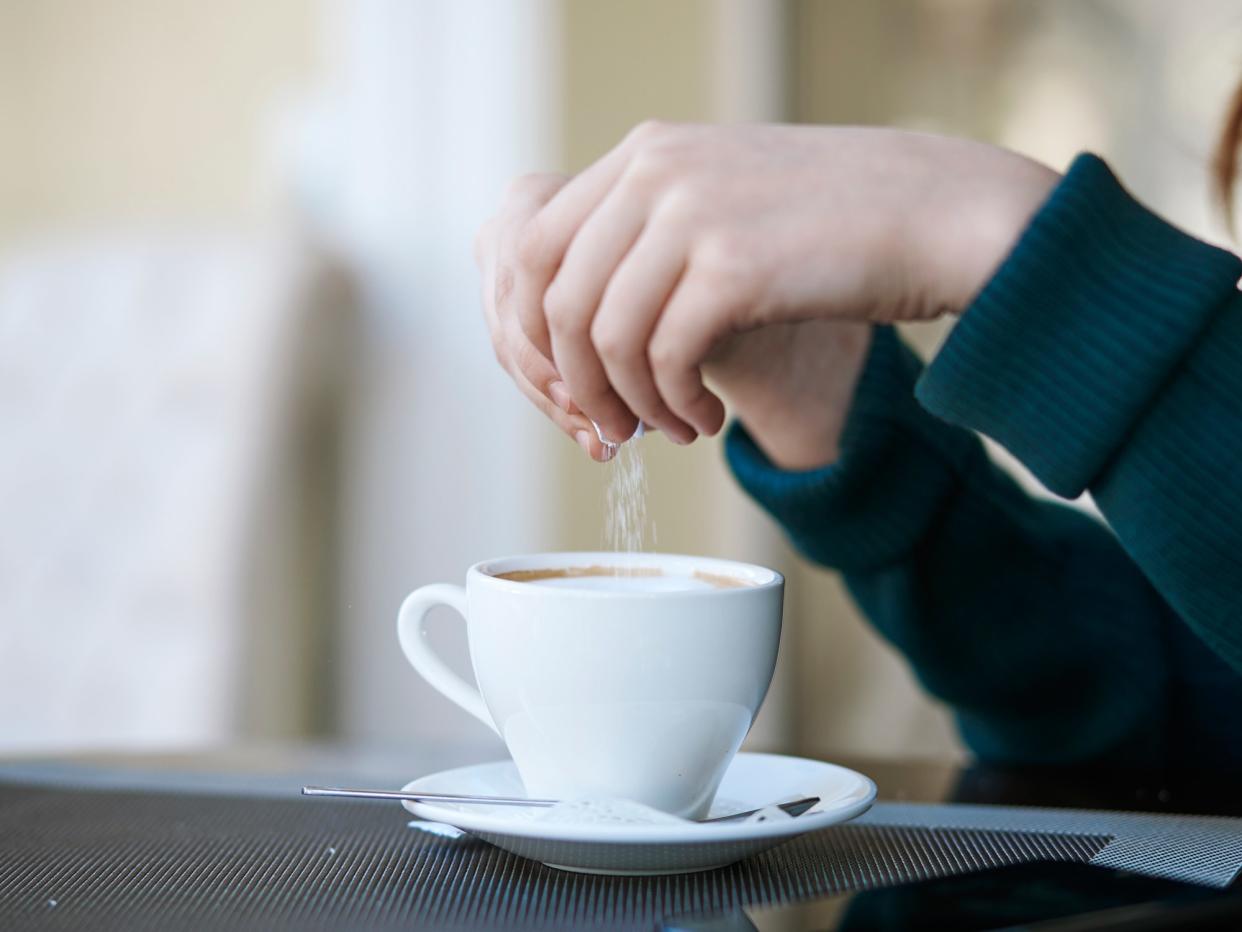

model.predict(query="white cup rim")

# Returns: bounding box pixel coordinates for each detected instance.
[470,551,783,598]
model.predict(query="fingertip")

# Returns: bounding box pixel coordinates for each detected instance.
[692,394,727,438]
[597,414,640,447]
[571,426,614,463]
[655,421,695,445]
[574,429,594,458]
[670,422,699,445]
[702,401,726,437]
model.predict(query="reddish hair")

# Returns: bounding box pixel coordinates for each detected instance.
[1212,80,1242,232]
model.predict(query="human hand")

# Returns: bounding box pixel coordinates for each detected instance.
[481,123,1058,456]
[706,320,873,471]
[474,171,613,461]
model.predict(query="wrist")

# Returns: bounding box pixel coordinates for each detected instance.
[737,413,846,471]
[917,147,1061,316]
[966,159,1060,306]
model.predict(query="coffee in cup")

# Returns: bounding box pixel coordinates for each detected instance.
[492,564,753,590]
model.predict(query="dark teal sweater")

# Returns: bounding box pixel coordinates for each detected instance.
[726,154,1242,771]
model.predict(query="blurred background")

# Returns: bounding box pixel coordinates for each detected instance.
[2,0,1240,767]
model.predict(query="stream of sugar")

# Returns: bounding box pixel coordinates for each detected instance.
[603,426,655,559]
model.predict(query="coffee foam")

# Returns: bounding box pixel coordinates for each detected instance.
[493,566,750,591]
[495,565,661,583]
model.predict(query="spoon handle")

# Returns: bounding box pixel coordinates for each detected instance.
[302,785,819,822]
[301,786,556,807]
[702,796,820,823]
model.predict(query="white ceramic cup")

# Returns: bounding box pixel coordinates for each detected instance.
[397,552,783,818]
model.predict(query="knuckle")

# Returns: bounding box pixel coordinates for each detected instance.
[590,319,636,362]
[628,119,670,145]
[504,171,559,203]
[648,337,685,374]
[623,132,691,189]
[542,282,581,332]
[626,144,678,187]
[492,263,516,309]
[515,217,554,271]
[695,230,748,272]
[503,173,531,194]
[692,235,761,306]
[653,184,699,226]
[511,337,543,376]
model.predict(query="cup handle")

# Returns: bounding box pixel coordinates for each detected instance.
[397,584,498,734]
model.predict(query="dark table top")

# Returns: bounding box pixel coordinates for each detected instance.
[4,739,1235,815]
[1,742,1239,931]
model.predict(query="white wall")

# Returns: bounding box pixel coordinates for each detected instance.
[295,0,566,757]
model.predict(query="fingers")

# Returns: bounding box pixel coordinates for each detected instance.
[513,125,655,356]
[509,352,612,462]
[486,123,724,452]
[503,171,570,216]
[490,173,577,411]
[543,182,653,444]
[488,275,609,461]
[499,172,572,359]
[648,270,731,437]
[479,173,612,460]
[591,224,696,444]
[479,173,565,358]
[493,286,610,462]
[545,336,638,446]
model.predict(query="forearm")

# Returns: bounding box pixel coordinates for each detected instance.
[917,153,1242,673]
[1090,295,1242,668]
[842,450,1169,767]
[726,328,1171,766]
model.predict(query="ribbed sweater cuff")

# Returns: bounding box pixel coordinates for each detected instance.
[917,153,1242,498]
[726,327,976,573]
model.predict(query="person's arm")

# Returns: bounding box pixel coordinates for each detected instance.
[916,153,1242,675]
[727,327,1172,767]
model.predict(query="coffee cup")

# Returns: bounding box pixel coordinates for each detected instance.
[397,552,783,818]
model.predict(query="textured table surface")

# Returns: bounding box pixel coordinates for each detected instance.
[0,780,1108,931]
[2,745,1239,930]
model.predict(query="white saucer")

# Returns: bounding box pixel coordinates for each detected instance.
[401,752,876,875]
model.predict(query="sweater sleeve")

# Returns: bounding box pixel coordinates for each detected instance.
[917,153,1242,674]
[727,328,1170,767]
